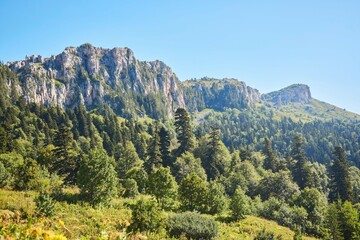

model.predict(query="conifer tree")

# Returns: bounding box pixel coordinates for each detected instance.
[230,187,251,220]
[145,123,162,173]
[203,126,230,180]
[329,146,353,203]
[291,135,314,189]
[263,138,279,172]
[158,126,172,167]
[174,108,194,156]
[53,124,78,184]
[115,141,142,178]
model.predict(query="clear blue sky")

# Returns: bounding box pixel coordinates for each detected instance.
[1,0,360,113]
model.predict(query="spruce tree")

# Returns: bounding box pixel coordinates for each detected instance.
[159,126,172,167]
[174,108,194,156]
[263,138,279,172]
[145,123,162,173]
[115,141,142,178]
[53,124,78,184]
[329,146,353,203]
[291,135,314,189]
[203,126,230,180]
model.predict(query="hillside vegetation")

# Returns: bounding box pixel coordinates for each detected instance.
[1,49,360,239]
[0,189,318,240]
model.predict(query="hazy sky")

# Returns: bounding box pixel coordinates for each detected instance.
[1,1,359,113]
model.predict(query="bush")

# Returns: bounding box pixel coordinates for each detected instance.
[0,162,9,187]
[254,228,283,240]
[122,178,139,198]
[206,181,228,215]
[230,187,251,220]
[127,197,164,233]
[77,148,118,206]
[35,192,55,217]
[167,212,218,240]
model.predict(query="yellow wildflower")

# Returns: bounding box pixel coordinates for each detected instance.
[30,227,42,236]
[58,219,65,227]
[49,234,67,240]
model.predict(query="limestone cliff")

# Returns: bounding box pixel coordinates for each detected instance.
[7,43,185,118]
[5,44,314,119]
[183,78,261,112]
[262,84,312,106]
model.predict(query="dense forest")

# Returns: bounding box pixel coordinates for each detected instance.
[1,63,360,240]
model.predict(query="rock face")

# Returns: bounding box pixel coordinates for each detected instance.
[262,84,312,106]
[5,44,313,118]
[7,43,185,118]
[183,78,261,112]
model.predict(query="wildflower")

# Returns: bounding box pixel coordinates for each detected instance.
[49,235,67,240]
[58,219,65,227]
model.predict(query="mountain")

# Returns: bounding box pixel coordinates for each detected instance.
[7,43,185,118]
[5,44,359,122]
[2,44,360,166]
[4,44,263,119]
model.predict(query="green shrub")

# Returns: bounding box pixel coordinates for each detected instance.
[35,192,55,217]
[0,162,8,187]
[254,228,283,240]
[127,197,164,233]
[77,148,118,206]
[166,212,218,240]
[230,187,251,220]
[122,178,139,198]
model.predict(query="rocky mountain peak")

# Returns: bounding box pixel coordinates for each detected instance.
[6,44,185,118]
[262,84,312,106]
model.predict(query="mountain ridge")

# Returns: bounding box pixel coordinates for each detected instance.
[4,43,359,121]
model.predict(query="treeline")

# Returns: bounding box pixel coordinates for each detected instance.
[195,108,360,166]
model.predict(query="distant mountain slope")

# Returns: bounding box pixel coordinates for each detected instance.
[261,84,360,122]
[183,77,261,112]
[262,84,312,106]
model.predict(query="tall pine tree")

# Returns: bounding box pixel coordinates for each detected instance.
[145,123,162,173]
[159,126,172,167]
[329,146,353,203]
[203,126,230,180]
[262,138,279,172]
[53,124,78,184]
[291,135,314,189]
[174,108,194,156]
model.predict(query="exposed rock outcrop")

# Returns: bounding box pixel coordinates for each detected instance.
[7,43,185,118]
[183,78,261,112]
[4,44,313,119]
[262,84,312,106]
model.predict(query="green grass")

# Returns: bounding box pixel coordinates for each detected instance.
[217,216,317,240]
[260,99,360,123]
[0,189,319,240]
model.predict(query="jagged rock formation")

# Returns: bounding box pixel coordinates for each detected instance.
[262,84,312,106]
[183,78,261,112]
[4,44,314,118]
[7,43,185,118]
